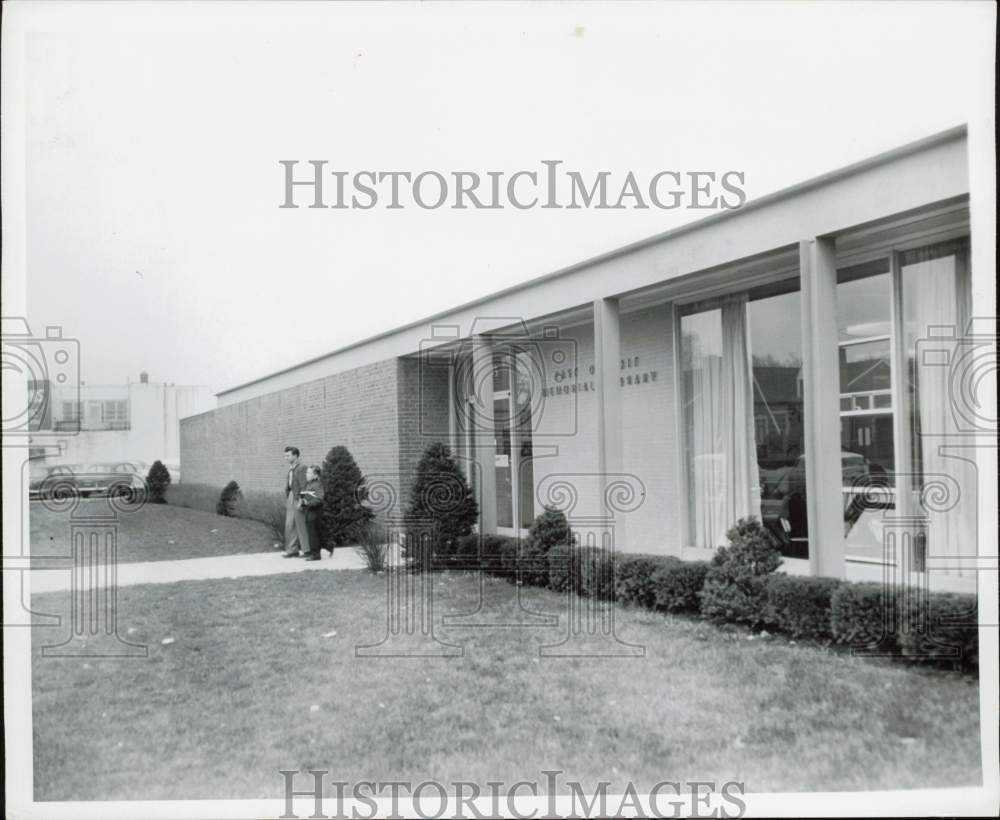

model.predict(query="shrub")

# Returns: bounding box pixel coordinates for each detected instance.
[499,537,521,577]
[578,547,615,600]
[404,443,478,567]
[453,533,512,574]
[615,554,671,609]
[234,490,286,543]
[526,506,572,552]
[700,517,782,626]
[547,544,575,592]
[830,582,895,650]
[164,482,218,514]
[353,520,388,573]
[321,446,374,548]
[652,559,711,613]
[766,574,842,639]
[146,460,171,503]
[216,480,242,517]
[900,592,978,671]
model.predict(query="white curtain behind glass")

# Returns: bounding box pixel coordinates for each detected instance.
[688,294,757,548]
[905,249,976,577]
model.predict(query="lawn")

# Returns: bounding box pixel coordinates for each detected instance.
[32,569,982,800]
[29,498,278,563]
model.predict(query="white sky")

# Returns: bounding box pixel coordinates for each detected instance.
[19,1,995,394]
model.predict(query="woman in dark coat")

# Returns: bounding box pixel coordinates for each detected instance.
[298,465,326,561]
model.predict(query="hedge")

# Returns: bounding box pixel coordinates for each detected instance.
[652,559,711,614]
[415,523,979,673]
[830,582,894,649]
[615,554,671,609]
[766,574,842,640]
[899,591,979,671]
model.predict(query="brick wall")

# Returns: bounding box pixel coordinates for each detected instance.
[395,356,451,510]
[180,358,400,495]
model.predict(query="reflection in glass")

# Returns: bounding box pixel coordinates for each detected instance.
[748,288,808,559]
[835,267,896,559]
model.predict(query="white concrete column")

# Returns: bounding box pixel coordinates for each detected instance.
[594,297,624,511]
[799,238,845,578]
[471,335,497,533]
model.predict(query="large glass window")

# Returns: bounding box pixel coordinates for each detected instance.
[680,294,757,550]
[900,242,975,573]
[748,286,808,559]
[836,262,895,559]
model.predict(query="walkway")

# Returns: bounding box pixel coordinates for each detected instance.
[27,547,371,596]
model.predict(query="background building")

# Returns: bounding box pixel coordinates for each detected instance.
[31,372,214,472]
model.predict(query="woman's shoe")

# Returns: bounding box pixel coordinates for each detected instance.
[282,551,300,558]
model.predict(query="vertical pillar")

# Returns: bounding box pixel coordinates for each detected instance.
[594,297,624,478]
[471,335,497,534]
[799,238,846,578]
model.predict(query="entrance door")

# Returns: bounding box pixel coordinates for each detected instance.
[492,349,534,533]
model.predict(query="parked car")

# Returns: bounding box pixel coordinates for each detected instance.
[29,461,146,500]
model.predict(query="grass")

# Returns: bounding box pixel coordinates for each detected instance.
[31,570,981,800]
[30,499,279,563]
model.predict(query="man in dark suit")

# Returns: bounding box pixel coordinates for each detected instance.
[282,445,310,557]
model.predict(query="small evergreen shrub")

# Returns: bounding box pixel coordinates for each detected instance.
[526,506,573,551]
[830,582,895,650]
[146,460,171,504]
[652,559,711,613]
[615,554,670,609]
[547,544,575,592]
[700,517,782,626]
[404,443,478,567]
[765,574,842,639]
[483,535,518,575]
[578,547,615,600]
[499,538,521,577]
[164,482,218,514]
[322,446,375,548]
[900,592,978,671]
[216,480,242,517]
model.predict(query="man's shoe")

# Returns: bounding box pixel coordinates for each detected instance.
[282,551,300,558]
[304,554,320,562]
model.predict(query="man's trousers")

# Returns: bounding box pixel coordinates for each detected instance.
[284,493,310,554]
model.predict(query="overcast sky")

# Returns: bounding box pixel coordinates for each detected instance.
[21,2,994,394]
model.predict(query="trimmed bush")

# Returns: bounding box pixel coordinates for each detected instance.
[321,446,374,548]
[526,506,573,552]
[404,443,478,567]
[146,460,171,504]
[700,517,782,626]
[234,490,286,543]
[453,533,514,575]
[766,574,842,639]
[652,559,711,613]
[578,547,615,600]
[164,482,218,514]
[547,544,575,592]
[900,592,979,671]
[615,554,673,609]
[499,537,521,577]
[830,582,895,650]
[216,480,242,517]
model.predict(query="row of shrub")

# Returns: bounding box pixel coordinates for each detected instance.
[449,513,978,672]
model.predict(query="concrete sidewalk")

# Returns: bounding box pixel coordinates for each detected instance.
[27,548,369,596]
